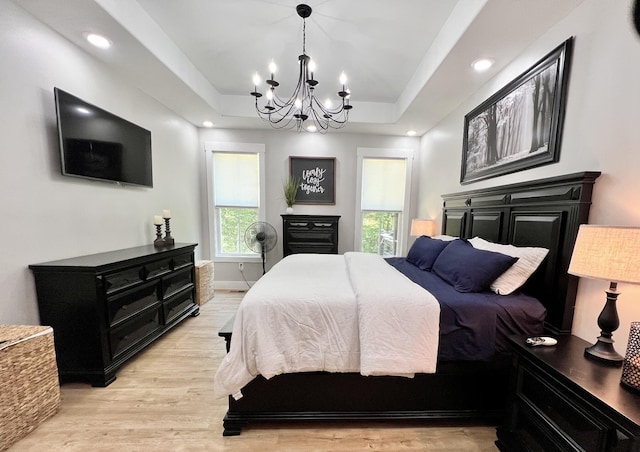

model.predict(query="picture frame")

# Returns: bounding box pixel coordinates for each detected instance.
[460,37,574,184]
[289,156,335,204]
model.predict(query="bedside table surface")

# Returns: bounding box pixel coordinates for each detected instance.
[508,334,640,427]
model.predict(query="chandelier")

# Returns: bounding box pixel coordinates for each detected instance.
[250,4,352,133]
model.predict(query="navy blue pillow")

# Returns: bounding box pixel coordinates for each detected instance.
[432,239,518,292]
[406,236,452,271]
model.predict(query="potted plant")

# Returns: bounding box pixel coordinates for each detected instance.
[283,177,299,213]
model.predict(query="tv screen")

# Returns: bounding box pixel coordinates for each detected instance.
[54,88,153,187]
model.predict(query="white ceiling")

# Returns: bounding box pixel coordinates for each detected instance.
[14,0,585,136]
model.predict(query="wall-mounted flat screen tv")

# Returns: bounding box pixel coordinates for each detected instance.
[54,88,153,187]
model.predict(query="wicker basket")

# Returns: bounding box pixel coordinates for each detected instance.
[195,260,214,306]
[0,325,60,451]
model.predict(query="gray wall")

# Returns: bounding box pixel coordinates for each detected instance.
[416,0,640,352]
[0,0,202,324]
[198,128,420,287]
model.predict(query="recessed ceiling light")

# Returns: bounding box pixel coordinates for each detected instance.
[84,32,112,49]
[202,121,214,128]
[306,125,317,133]
[472,58,494,72]
[407,130,417,136]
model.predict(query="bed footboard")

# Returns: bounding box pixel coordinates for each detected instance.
[221,359,511,436]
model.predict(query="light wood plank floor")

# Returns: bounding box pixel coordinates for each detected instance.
[11,291,498,451]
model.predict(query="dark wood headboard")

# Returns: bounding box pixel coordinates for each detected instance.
[442,171,601,335]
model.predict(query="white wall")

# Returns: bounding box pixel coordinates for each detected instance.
[198,128,419,287]
[0,0,202,324]
[418,0,640,351]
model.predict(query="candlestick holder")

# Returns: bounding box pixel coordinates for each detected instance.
[153,224,165,248]
[163,217,175,246]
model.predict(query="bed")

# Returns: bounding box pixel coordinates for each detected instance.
[216,171,600,436]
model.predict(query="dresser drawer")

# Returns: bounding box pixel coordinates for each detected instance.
[172,252,194,270]
[286,243,337,254]
[161,266,193,299]
[144,257,172,279]
[518,366,605,451]
[286,229,336,243]
[103,266,145,294]
[107,280,159,327]
[109,306,161,359]
[163,289,195,324]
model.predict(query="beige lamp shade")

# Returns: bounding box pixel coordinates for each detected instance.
[568,225,640,285]
[410,219,436,237]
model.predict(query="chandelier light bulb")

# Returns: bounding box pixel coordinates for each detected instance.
[325,98,333,108]
[266,90,273,100]
[294,98,302,109]
[339,72,348,86]
[308,60,316,73]
[252,73,261,87]
[269,60,277,75]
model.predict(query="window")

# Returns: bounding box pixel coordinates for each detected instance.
[355,148,413,256]
[205,142,265,260]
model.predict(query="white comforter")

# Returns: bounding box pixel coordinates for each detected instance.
[213,252,440,399]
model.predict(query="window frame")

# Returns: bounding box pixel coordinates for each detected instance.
[354,147,414,256]
[205,142,266,262]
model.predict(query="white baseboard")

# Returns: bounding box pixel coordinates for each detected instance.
[213,280,254,291]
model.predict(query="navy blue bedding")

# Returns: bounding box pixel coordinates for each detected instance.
[386,257,546,361]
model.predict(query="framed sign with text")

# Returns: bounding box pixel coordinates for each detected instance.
[289,156,335,204]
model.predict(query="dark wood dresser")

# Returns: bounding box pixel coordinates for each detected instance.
[281,214,340,256]
[497,335,640,451]
[29,243,199,387]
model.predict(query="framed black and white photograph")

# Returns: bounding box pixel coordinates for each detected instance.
[461,37,573,184]
[289,156,335,204]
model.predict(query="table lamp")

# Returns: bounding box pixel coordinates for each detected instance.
[568,225,640,365]
[410,219,436,237]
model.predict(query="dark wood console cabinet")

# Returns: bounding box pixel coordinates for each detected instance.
[497,335,640,451]
[281,214,340,256]
[29,243,199,387]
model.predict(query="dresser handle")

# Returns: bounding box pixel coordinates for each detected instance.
[290,222,308,227]
[314,223,332,227]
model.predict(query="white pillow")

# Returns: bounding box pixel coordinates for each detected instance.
[468,237,549,295]
[432,234,458,241]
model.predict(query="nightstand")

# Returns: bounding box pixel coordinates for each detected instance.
[496,335,640,452]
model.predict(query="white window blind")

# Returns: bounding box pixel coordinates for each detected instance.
[360,158,406,211]
[213,152,260,207]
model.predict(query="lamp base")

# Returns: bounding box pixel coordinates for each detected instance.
[584,339,623,366]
